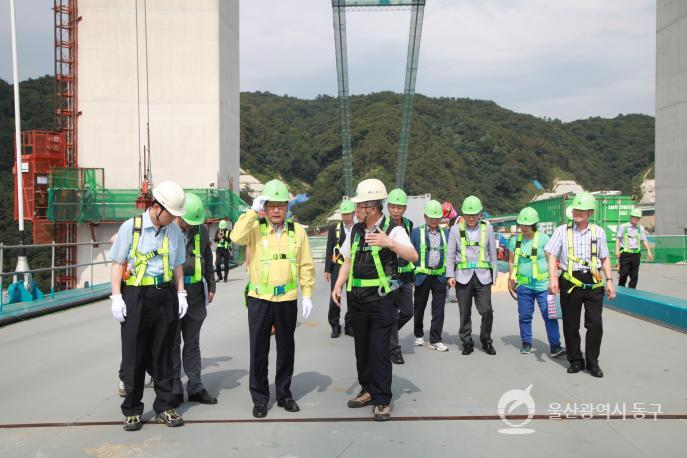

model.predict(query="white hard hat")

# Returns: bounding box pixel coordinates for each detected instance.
[350,178,388,203]
[152,180,186,216]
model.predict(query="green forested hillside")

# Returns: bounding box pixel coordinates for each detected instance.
[240,91,654,224]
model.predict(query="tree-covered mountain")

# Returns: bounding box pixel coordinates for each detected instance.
[241,91,654,225]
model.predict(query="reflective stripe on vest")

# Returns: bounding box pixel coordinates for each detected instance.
[415,226,446,276]
[510,232,548,285]
[562,223,603,293]
[125,215,172,286]
[185,232,203,284]
[347,232,391,294]
[382,217,415,273]
[621,223,642,254]
[456,220,490,270]
[333,224,344,265]
[247,219,298,296]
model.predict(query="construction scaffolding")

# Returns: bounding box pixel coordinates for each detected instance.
[331,0,425,195]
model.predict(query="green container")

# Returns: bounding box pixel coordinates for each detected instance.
[529,194,637,264]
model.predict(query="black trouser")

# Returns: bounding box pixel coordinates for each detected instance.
[390,282,414,355]
[413,276,447,344]
[348,293,397,405]
[247,296,297,405]
[455,273,493,346]
[172,282,207,396]
[328,264,352,332]
[120,283,178,416]
[618,252,641,289]
[560,272,604,369]
[215,248,230,279]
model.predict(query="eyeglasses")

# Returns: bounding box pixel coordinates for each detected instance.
[265,203,287,210]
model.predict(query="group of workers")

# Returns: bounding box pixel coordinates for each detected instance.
[108,176,652,430]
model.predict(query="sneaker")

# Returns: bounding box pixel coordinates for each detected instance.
[520,343,532,354]
[156,409,185,427]
[414,337,424,346]
[118,380,126,397]
[373,404,391,421]
[430,342,449,352]
[347,389,372,408]
[123,415,142,431]
[551,345,566,358]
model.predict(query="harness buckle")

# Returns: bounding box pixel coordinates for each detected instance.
[273,285,286,295]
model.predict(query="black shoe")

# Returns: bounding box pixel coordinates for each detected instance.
[331,326,341,338]
[277,398,300,412]
[224,277,228,283]
[217,276,222,282]
[587,365,604,378]
[188,389,217,404]
[482,343,496,355]
[391,352,405,365]
[462,345,474,355]
[171,393,184,408]
[567,362,584,374]
[344,327,354,337]
[252,404,268,418]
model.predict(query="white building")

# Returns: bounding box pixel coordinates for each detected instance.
[74,1,240,287]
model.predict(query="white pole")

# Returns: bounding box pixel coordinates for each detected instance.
[10,0,24,233]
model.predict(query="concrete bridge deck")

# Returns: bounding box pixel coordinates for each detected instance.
[1,264,686,457]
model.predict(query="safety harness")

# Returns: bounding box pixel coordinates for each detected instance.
[332,224,345,266]
[561,223,604,293]
[510,232,548,285]
[125,215,172,286]
[456,220,490,270]
[184,232,203,285]
[382,217,415,273]
[247,218,298,296]
[620,223,642,254]
[415,226,447,276]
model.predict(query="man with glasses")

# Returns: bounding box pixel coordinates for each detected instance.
[332,178,418,421]
[231,179,315,418]
[446,195,498,356]
[108,181,189,431]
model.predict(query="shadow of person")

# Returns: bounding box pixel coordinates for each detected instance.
[500,334,568,367]
[200,356,232,370]
[174,368,248,414]
[279,371,333,401]
[391,373,421,401]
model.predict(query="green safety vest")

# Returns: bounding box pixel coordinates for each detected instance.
[561,223,604,293]
[347,232,392,295]
[510,232,548,285]
[184,232,203,284]
[621,223,642,254]
[247,219,298,296]
[382,217,415,274]
[456,220,490,270]
[415,226,447,276]
[125,215,172,286]
[217,230,230,249]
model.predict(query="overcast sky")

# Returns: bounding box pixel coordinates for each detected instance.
[1,0,655,121]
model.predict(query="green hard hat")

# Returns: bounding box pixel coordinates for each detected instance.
[387,188,408,206]
[262,179,290,202]
[339,199,355,214]
[461,195,483,215]
[424,200,443,219]
[517,207,539,225]
[182,193,205,226]
[219,220,228,229]
[630,208,642,218]
[570,192,596,211]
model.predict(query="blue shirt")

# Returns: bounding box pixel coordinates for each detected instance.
[108,211,185,277]
[508,232,550,292]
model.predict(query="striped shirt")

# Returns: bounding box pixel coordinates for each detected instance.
[616,223,646,250]
[544,223,609,272]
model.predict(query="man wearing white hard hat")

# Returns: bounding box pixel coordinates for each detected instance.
[108,180,189,431]
[332,178,418,421]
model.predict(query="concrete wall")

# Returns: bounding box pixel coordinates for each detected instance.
[656,0,687,235]
[75,0,239,287]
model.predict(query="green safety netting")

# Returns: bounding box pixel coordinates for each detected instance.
[46,168,248,223]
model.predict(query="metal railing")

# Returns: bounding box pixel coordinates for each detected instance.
[0,240,113,309]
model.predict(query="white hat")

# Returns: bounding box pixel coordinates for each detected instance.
[350,178,388,203]
[152,180,186,216]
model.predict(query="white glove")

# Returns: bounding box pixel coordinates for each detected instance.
[178,292,188,319]
[111,294,126,322]
[302,297,313,320]
[251,195,269,212]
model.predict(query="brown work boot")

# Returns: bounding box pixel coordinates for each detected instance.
[373,404,391,421]
[347,389,372,408]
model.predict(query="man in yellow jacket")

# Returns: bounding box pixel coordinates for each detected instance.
[231,179,315,419]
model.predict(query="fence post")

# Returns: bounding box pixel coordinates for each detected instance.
[51,241,56,300]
